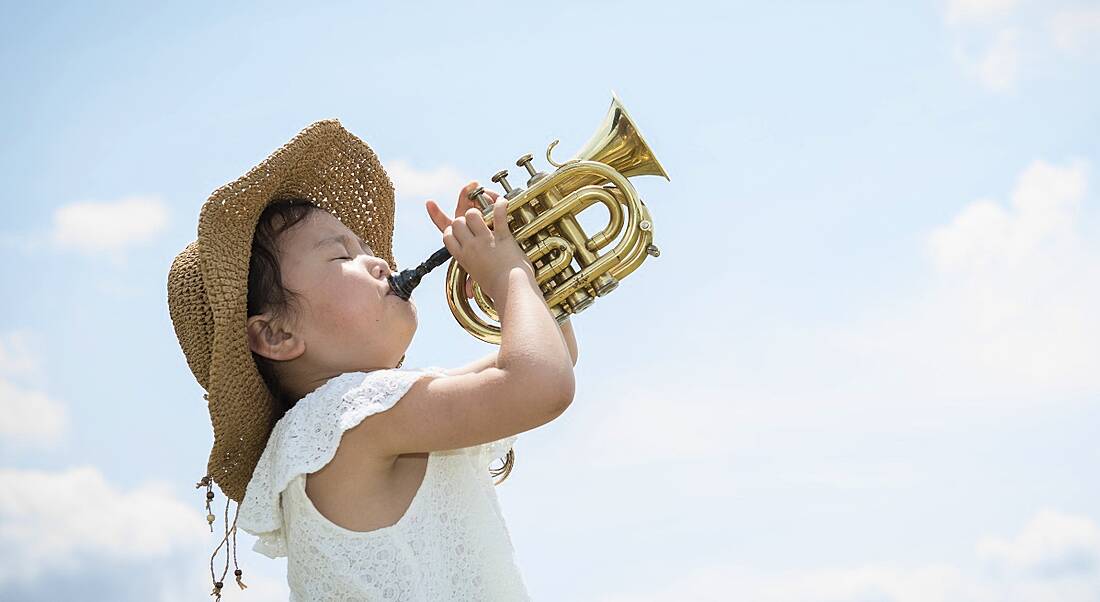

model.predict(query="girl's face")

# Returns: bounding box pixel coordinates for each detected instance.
[275,208,417,376]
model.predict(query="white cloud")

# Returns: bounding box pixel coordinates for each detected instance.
[914,159,1097,394]
[50,196,168,254]
[978,509,1100,578]
[944,1,1099,92]
[790,158,1100,404]
[1048,6,1100,54]
[0,466,290,601]
[949,26,1022,92]
[946,0,1020,26]
[975,28,1021,91]
[591,510,1100,602]
[928,159,1086,274]
[0,378,67,447]
[0,466,203,585]
[0,330,66,448]
[385,159,470,203]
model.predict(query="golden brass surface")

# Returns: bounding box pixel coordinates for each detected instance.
[446,92,669,344]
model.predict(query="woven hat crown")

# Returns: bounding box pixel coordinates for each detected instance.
[165,119,396,502]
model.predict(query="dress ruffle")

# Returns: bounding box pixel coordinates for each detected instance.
[237,366,449,558]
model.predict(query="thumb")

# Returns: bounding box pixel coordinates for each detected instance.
[425,200,452,233]
[491,199,512,239]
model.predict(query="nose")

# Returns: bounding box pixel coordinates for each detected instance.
[369,257,391,281]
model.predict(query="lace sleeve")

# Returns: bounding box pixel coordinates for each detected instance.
[337,366,444,430]
[236,366,447,558]
[251,530,288,559]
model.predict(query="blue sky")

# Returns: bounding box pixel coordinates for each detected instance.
[2,0,1099,600]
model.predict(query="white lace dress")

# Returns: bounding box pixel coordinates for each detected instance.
[236,366,530,601]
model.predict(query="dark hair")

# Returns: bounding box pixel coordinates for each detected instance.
[246,197,515,483]
[247,197,318,422]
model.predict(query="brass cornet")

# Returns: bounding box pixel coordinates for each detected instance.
[387,92,669,344]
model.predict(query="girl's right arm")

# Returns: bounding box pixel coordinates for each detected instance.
[343,200,575,457]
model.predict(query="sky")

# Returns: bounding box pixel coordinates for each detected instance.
[1,0,1099,600]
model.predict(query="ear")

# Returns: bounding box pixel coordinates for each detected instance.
[246,312,306,361]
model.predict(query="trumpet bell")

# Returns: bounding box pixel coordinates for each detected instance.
[570,91,670,181]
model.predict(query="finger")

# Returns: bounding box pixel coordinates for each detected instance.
[466,277,475,299]
[442,225,460,256]
[477,189,501,216]
[491,199,512,238]
[451,215,473,245]
[456,181,479,218]
[465,207,491,237]
[425,200,453,233]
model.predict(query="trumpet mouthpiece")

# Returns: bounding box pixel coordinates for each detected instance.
[387,247,453,300]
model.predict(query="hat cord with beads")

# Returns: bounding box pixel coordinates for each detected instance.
[198,473,248,600]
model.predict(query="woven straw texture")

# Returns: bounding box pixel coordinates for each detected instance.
[167,119,397,502]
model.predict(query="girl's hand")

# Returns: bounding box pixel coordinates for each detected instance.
[425,181,502,299]
[438,196,530,302]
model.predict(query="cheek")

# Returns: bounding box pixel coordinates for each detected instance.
[308,282,381,332]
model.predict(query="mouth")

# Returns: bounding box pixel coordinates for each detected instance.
[386,275,405,300]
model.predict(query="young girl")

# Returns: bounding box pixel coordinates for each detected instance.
[167,120,577,600]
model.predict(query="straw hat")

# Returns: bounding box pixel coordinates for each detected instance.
[167,119,397,503]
